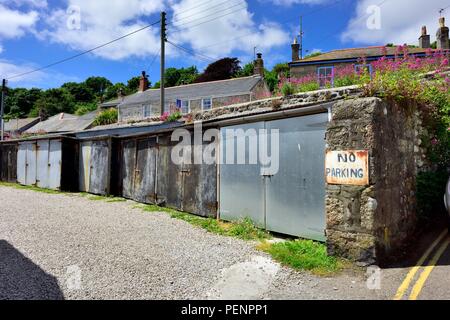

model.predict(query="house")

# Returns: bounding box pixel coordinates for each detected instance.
[289,17,450,85]
[25,111,97,135]
[3,117,41,139]
[101,54,271,123]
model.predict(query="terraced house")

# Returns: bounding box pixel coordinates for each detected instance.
[102,54,271,123]
[289,17,450,86]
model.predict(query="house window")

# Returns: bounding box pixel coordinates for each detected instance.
[143,104,152,118]
[355,64,373,77]
[317,66,334,88]
[202,98,212,110]
[176,99,190,114]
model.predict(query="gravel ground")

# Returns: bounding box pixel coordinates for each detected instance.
[0,186,403,300]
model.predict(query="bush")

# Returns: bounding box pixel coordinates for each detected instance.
[75,102,98,116]
[416,170,449,221]
[92,108,118,126]
[167,110,182,122]
[281,82,295,96]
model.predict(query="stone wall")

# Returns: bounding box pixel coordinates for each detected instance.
[325,97,425,264]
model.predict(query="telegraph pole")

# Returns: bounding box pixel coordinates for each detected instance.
[160,11,167,116]
[0,79,6,141]
[299,16,304,60]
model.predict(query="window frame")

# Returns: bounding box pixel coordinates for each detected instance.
[201,97,212,111]
[178,99,190,114]
[317,66,335,88]
[143,104,152,118]
[354,64,373,77]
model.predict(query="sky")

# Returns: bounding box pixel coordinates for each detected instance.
[0,0,449,89]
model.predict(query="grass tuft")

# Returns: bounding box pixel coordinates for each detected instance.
[137,204,271,241]
[257,239,347,276]
[0,182,60,194]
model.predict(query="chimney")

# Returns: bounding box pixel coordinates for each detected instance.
[419,26,431,49]
[139,71,149,92]
[437,17,450,50]
[291,37,300,61]
[117,88,125,101]
[253,53,265,77]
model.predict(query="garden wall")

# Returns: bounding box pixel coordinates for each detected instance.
[325,97,426,264]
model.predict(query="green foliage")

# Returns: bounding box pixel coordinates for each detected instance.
[297,81,320,92]
[416,170,449,221]
[4,88,42,118]
[61,82,94,102]
[126,76,141,93]
[30,88,76,118]
[84,76,113,98]
[272,63,290,77]
[264,70,278,93]
[138,204,271,241]
[92,108,118,126]
[74,102,98,116]
[167,110,182,122]
[304,52,322,59]
[281,82,295,96]
[258,239,345,276]
[235,62,255,78]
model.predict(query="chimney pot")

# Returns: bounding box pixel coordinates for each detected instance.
[253,53,264,77]
[419,25,431,49]
[437,17,450,50]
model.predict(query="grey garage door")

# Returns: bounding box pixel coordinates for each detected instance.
[79,139,111,195]
[219,113,327,241]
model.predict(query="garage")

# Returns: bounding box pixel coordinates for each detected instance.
[219,113,328,241]
[16,137,78,191]
[0,142,18,183]
[119,136,158,204]
[79,137,113,195]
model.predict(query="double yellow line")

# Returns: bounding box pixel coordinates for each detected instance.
[394,230,450,300]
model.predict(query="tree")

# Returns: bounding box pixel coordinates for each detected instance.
[30,88,76,119]
[126,76,147,94]
[5,88,42,118]
[235,62,254,78]
[195,58,241,83]
[84,76,113,98]
[264,70,278,93]
[163,66,199,88]
[62,82,94,102]
[272,63,290,78]
[104,82,127,101]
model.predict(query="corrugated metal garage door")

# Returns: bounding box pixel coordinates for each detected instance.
[17,139,63,190]
[219,113,327,241]
[79,139,111,195]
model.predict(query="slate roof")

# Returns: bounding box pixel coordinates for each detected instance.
[292,46,437,64]
[25,111,97,134]
[4,117,40,132]
[101,75,264,108]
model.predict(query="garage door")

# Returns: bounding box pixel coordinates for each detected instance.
[219,113,327,241]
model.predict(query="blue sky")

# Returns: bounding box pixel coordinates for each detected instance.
[0,0,448,89]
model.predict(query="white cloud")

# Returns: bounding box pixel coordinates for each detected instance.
[267,0,329,6]
[341,0,450,45]
[40,0,165,60]
[0,4,39,39]
[0,45,3,54]
[1,0,48,8]
[0,59,79,88]
[170,0,289,59]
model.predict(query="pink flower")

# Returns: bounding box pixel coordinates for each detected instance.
[431,137,439,146]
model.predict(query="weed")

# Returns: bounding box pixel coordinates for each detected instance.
[258,239,347,276]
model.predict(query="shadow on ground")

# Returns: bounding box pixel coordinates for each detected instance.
[381,216,450,269]
[0,240,64,300]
